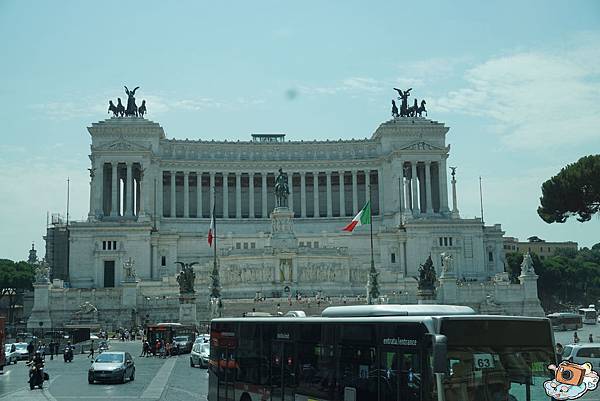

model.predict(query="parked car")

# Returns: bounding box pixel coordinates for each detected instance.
[4,344,18,365]
[190,342,210,368]
[172,335,193,354]
[13,342,30,360]
[88,352,135,384]
[561,343,600,367]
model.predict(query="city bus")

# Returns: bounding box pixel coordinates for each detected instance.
[578,306,598,325]
[145,323,196,346]
[208,305,556,401]
[546,312,583,331]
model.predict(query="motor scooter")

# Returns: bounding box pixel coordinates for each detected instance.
[63,346,73,362]
[27,362,48,390]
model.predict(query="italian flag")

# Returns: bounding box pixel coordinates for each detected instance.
[342,201,371,232]
[208,213,215,246]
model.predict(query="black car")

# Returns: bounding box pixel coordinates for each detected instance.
[88,351,135,384]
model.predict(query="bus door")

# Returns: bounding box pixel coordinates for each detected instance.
[379,348,421,401]
[216,345,236,401]
[270,341,295,401]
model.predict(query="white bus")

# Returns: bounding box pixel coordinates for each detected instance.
[208,305,555,401]
[547,312,583,331]
[578,306,598,325]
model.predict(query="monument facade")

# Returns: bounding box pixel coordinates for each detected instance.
[34,88,542,329]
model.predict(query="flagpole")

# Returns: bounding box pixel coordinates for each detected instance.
[368,184,375,305]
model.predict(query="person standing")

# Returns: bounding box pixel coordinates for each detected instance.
[574,332,580,344]
[88,340,95,358]
[27,340,35,362]
[590,333,594,343]
[49,340,55,360]
[555,343,564,363]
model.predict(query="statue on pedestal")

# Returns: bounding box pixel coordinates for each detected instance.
[122,257,137,282]
[274,168,290,207]
[440,252,454,278]
[417,256,437,291]
[176,262,198,294]
[34,260,50,284]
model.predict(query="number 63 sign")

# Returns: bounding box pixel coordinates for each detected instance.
[473,353,495,369]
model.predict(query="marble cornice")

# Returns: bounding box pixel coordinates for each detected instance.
[158,159,379,172]
[158,138,380,162]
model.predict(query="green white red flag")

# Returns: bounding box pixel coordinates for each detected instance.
[342,201,371,232]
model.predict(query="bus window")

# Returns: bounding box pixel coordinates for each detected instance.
[297,342,335,399]
[338,345,378,400]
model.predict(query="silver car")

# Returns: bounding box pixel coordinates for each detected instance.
[561,343,600,367]
[190,342,210,368]
[88,351,135,384]
[4,344,18,365]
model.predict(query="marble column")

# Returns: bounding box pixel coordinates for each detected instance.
[235,173,242,218]
[170,171,177,218]
[249,173,255,218]
[288,173,294,212]
[158,170,164,218]
[300,172,306,217]
[223,173,229,218]
[94,161,104,218]
[209,172,215,214]
[125,163,133,216]
[111,163,118,216]
[425,161,433,214]
[326,171,332,217]
[183,171,190,218]
[398,162,405,213]
[339,171,346,217]
[451,168,459,218]
[411,162,419,214]
[365,170,371,204]
[352,170,358,214]
[196,172,203,218]
[313,172,320,217]
[261,173,267,218]
[439,158,450,213]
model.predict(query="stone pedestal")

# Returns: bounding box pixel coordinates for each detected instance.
[270,207,298,250]
[27,282,52,330]
[179,294,197,325]
[438,276,458,304]
[121,281,138,308]
[416,289,436,304]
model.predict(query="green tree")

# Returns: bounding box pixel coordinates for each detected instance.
[537,154,600,223]
[505,252,523,283]
[0,259,35,324]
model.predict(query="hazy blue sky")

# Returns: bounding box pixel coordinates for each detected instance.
[0,1,599,261]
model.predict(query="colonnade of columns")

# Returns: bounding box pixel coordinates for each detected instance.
[398,159,449,215]
[160,170,379,219]
[98,162,143,218]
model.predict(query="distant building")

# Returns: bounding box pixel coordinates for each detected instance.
[503,236,578,259]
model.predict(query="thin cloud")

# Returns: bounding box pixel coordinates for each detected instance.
[431,39,600,149]
[31,93,263,120]
[299,76,384,96]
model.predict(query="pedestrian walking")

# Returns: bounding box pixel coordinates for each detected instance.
[27,340,35,362]
[49,340,55,360]
[140,340,147,357]
[88,340,95,358]
[590,333,594,343]
[573,332,580,344]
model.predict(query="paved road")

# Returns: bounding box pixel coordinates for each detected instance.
[0,341,208,401]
